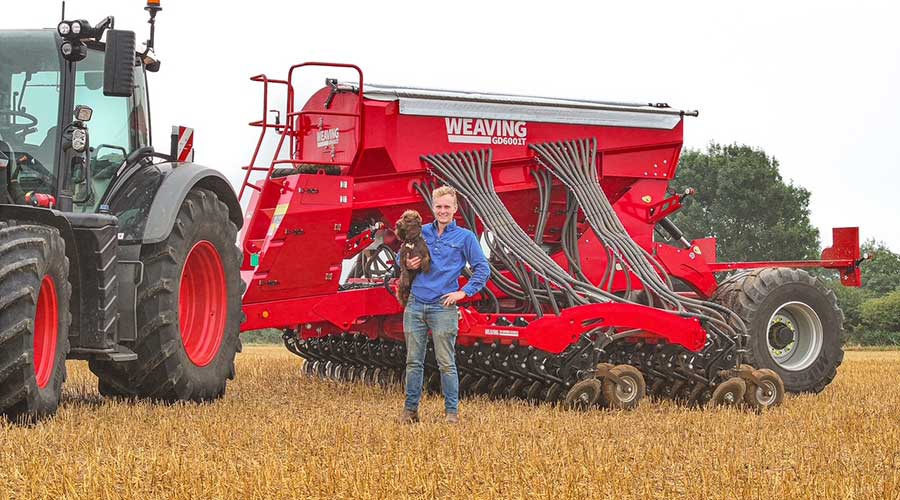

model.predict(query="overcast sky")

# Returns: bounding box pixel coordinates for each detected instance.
[7,0,900,251]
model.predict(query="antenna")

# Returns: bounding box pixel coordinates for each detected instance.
[61,1,65,21]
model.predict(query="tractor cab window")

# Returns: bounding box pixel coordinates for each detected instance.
[0,30,63,199]
[73,47,149,212]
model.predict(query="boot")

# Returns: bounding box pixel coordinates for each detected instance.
[398,408,419,424]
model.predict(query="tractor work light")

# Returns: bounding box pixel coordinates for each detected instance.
[57,21,71,36]
[59,40,87,62]
[74,105,93,123]
[71,128,87,153]
[70,21,82,35]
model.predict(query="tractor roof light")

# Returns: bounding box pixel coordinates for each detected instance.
[74,105,93,123]
[57,22,71,36]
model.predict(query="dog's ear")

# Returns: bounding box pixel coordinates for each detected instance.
[394,217,407,240]
[401,209,422,224]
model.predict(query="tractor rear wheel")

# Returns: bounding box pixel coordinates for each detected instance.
[712,267,844,394]
[0,223,71,421]
[90,188,243,402]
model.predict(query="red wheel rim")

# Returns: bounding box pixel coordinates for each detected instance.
[34,275,59,389]
[179,241,227,367]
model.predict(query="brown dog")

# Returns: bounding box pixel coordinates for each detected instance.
[395,210,431,307]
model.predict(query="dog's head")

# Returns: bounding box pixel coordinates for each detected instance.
[395,210,424,242]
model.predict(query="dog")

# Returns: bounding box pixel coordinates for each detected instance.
[395,210,431,307]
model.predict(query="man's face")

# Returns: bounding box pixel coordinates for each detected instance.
[433,194,458,226]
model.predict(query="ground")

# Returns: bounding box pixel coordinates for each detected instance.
[2,347,898,499]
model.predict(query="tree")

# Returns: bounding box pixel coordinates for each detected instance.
[670,143,821,262]
[860,240,900,295]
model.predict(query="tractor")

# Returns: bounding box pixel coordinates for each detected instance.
[0,1,243,421]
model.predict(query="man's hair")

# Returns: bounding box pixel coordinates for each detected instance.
[432,186,458,205]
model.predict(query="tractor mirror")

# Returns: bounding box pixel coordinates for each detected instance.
[103,30,136,97]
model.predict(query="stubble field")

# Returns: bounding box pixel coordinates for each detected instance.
[2,346,899,499]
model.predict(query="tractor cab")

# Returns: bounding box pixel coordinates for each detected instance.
[0,24,150,213]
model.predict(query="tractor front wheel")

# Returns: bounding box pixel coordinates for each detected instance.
[90,188,243,401]
[0,223,71,421]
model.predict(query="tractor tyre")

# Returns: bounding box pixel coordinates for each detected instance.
[712,267,844,394]
[90,188,243,402]
[0,223,71,421]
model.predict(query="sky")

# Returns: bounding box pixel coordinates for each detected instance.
[6,0,899,251]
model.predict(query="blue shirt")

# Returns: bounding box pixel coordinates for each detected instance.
[404,220,490,304]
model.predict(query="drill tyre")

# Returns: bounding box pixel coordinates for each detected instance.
[90,188,243,402]
[0,223,71,422]
[712,267,843,394]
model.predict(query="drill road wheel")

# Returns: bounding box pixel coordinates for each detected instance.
[89,188,243,402]
[712,268,843,394]
[563,378,602,411]
[744,369,785,411]
[601,365,645,410]
[709,378,747,408]
[0,224,71,422]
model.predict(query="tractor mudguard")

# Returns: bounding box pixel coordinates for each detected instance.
[0,204,82,308]
[106,161,242,245]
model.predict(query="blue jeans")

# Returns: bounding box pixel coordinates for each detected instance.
[403,297,459,414]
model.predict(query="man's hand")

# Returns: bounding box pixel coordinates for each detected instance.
[406,256,422,270]
[441,290,467,307]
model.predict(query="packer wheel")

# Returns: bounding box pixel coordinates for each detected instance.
[601,365,645,410]
[709,377,746,407]
[744,368,785,411]
[563,378,602,411]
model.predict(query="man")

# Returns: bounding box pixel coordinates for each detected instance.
[399,186,490,424]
